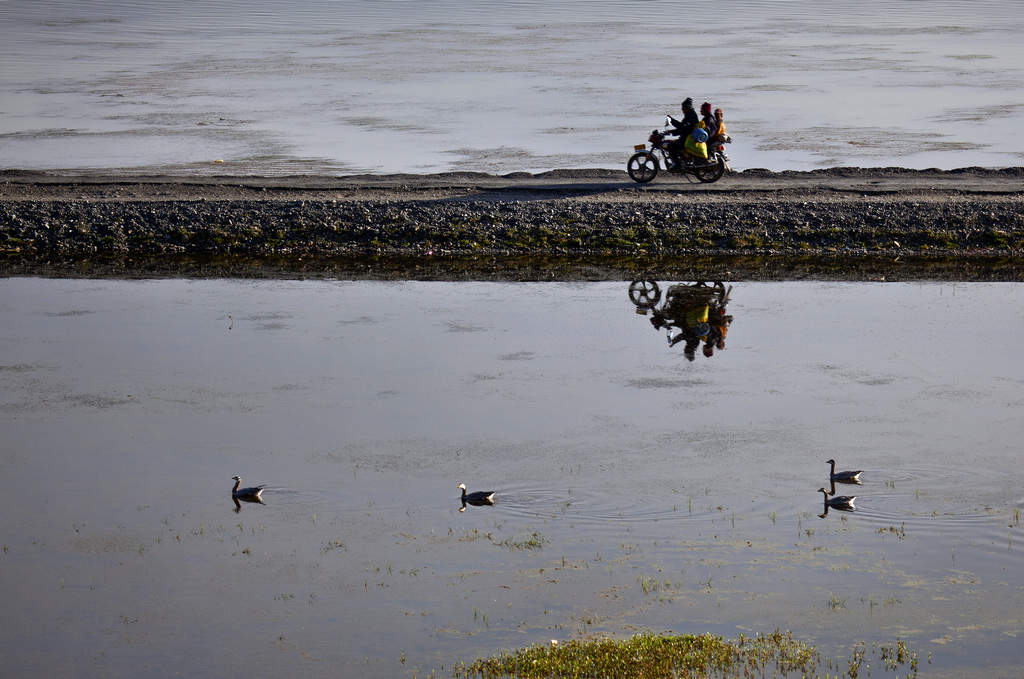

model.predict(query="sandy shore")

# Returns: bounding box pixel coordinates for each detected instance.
[3,167,1024,280]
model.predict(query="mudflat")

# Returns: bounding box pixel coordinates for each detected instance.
[3,167,1024,281]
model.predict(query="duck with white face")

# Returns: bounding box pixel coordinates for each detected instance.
[231,475,266,500]
[458,483,495,510]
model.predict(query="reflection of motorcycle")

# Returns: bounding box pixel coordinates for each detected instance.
[627,119,731,184]
[629,280,733,358]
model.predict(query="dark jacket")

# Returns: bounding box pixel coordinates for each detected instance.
[701,114,719,138]
[670,108,698,137]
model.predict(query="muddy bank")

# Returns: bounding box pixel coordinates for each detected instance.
[3,167,1024,280]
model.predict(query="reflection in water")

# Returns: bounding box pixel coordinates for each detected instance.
[817,504,848,520]
[232,495,265,513]
[629,280,733,360]
[459,499,494,513]
[827,479,860,499]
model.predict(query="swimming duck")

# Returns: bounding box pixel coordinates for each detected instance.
[458,483,495,505]
[818,487,856,508]
[826,458,863,482]
[231,475,266,500]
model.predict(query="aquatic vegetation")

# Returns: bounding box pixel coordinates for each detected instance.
[876,523,906,539]
[635,571,676,600]
[826,592,848,610]
[498,531,547,551]
[839,639,920,679]
[454,630,920,679]
[319,538,344,555]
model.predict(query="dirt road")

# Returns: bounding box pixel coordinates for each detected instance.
[3,167,1023,202]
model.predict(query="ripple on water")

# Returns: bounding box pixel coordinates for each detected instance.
[474,485,739,527]
[811,463,1016,544]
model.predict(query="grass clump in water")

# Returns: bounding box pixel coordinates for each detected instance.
[454,629,821,678]
[454,630,921,678]
[498,531,547,551]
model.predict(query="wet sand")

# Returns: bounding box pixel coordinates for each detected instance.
[3,168,1024,281]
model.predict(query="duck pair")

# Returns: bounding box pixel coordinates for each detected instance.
[819,459,863,509]
[229,477,496,508]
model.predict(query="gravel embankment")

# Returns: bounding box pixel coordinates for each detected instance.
[3,167,1024,280]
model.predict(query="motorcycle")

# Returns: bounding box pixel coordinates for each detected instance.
[627,117,732,184]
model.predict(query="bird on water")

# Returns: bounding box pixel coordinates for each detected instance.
[458,483,495,505]
[826,458,863,482]
[231,475,266,500]
[818,487,857,508]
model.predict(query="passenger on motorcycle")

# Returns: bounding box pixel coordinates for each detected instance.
[684,123,710,162]
[713,108,727,140]
[700,102,718,138]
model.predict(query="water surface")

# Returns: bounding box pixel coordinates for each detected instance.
[2,0,1022,174]
[1,278,1022,677]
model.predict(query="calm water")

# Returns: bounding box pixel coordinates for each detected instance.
[1,0,1023,175]
[1,277,1023,678]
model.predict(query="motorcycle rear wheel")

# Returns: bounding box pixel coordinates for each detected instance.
[693,155,726,183]
[627,152,659,183]
[628,280,661,309]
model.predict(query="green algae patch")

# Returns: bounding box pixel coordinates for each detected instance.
[453,630,920,679]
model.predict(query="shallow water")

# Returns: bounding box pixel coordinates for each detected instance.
[2,0,1023,174]
[1,277,1023,677]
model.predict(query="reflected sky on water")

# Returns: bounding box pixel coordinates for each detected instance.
[2,0,1023,174]
[1,278,1023,677]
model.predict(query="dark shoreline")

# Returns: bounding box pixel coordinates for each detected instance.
[4,167,1024,281]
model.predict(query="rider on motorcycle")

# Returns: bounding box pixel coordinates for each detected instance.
[667,98,698,167]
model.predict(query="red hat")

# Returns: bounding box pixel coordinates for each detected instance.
[701,102,712,115]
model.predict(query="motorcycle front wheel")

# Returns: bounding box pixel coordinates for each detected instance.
[627,152,659,183]
[693,155,726,183]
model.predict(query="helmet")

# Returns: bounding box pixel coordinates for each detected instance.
[700,102,712,116]
[692,127,708,143]
[714,108,724,119]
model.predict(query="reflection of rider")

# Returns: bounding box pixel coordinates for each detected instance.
[667,98,698,167]
[641,281,732,359]
[702,304,732,356]
[649,287,710,354]
[682,337,700,361]
[651,312,703,356]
